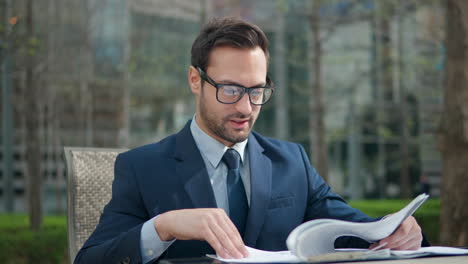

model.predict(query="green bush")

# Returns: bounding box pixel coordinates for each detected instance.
[349,198,440,245]
[0,214,68,264]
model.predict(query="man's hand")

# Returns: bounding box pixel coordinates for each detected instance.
[369,216,422,250]
[154,208,248,259]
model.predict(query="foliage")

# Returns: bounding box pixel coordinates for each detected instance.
[349,198,440,244]
[0,215,68,264]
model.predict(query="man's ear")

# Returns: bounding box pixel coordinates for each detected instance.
[188,66,201,95]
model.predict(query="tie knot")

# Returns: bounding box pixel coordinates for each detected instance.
[222,149,241,170]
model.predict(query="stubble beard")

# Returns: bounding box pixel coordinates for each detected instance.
[199,101,255,144]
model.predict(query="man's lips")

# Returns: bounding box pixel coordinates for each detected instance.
[229,119,249,129]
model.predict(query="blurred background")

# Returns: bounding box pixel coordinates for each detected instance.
[1,0,467,263]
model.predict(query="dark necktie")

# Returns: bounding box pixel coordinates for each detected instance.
[222,149,248,237]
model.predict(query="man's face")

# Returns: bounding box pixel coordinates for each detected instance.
[189,46,268,147]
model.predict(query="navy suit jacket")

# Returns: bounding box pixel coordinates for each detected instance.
[75,121,379,264]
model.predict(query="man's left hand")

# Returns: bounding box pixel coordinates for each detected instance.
[369,216,422,250]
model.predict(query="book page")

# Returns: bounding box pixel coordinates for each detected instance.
[207,246,300,263]
[206,246,468,263]
[208,194,434,263]
[390,246,468,258]
[286,193,429,259]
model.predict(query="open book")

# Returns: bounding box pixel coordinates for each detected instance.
[286,193,429,259]
[210,246,468,263]
[209,193,468,263]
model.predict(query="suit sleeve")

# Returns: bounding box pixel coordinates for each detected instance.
[298,144,378,248]
[298,144,374,223]
[74,153,148,264]
[298,144,431,248]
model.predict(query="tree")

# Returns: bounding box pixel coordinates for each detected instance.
[274,0,290,140]
[440,0,468,247]
[308,0,329,182]
[24,0,43,231]
[1,0,15,213]
[396,0,411,199]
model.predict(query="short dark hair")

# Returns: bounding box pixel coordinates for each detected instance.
[191,17,270,71]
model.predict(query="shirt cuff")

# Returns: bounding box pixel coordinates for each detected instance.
[140,215,175,264]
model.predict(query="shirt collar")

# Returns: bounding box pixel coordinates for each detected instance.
[190,116,248,168]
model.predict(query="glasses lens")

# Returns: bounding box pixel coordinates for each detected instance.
[249,88,264,104]
[217,86,273,105]
[250,88,273,105]
[217,87,274,105]
[218,85,244,103]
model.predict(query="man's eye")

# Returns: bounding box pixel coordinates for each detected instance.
[250,88,263,97]
[223,86,242,96]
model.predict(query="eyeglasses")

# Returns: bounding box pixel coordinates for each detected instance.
[197,67,274,105]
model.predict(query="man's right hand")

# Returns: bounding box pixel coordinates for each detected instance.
[154,208,249,259]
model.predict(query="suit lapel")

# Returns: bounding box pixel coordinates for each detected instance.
[243,133,272,247]
[174,122,217,209]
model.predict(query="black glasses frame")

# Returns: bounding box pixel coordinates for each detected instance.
[196,67,274,105]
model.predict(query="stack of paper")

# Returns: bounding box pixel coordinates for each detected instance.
[208,194,468,263]
[286,193,429,258]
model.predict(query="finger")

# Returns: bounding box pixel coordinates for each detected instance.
[398,238,421,250]
[197,211,233,258]
[390,237,419,250]
[384,230,421,250]
[209,214,245,258]
[220,211,248,257]
[406,238,422,250]
[369,242,379,250]
[392,233,422,250]
[369,242,387,250]
[205,210,246,258]
[203,226,231,259]
[386,234,411,249]
[218,212,248,257]
[381,219,418,244]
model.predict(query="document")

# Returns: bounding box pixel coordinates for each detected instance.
[390,246,468,258]
[208,246,468,263]
[286,193,429,259]
[207,247,300,263]
[207,193,468,263]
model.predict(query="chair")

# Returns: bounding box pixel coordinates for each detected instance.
[64,147,127,263]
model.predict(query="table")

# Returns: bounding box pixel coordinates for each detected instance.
[350,255,468,264]
[159,255,468,264]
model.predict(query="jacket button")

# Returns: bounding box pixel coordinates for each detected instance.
[120,257,130,264]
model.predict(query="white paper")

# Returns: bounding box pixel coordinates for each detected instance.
[207,246,468,263]
[207,246,300,263]
[391,246,468,258]
[207,194,468,263]
[286,193,429,259]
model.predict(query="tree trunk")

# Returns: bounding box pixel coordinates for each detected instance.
[347,101,363,199]
[274,0,289,140]
[440,0,468,247]
[25,0,43,231]
[375,0,394,198]
[309,0,329,182]
[371,2,386,198]
[81,0,94,146]
[1,0,15,212]
[396,0,411,199]
[118,0,131,147]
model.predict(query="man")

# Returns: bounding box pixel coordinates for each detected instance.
[75,17,426,264]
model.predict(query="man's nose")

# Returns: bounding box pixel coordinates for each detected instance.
[234,93,252,115]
